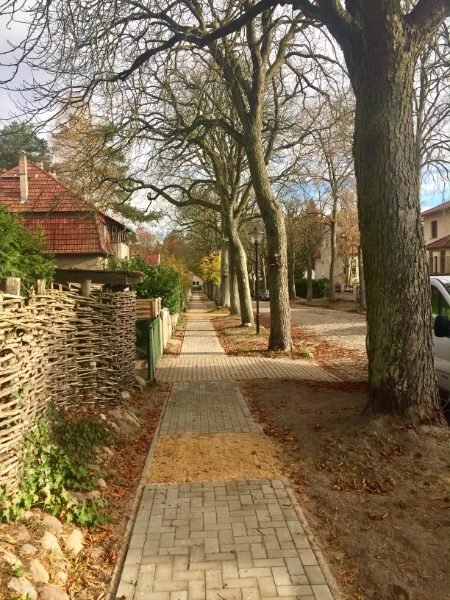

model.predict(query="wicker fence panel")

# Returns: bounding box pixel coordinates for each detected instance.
[0,283,137,493]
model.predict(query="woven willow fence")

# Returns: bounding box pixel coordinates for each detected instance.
[0,281,136,493]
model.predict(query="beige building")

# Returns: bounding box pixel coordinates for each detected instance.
[422,201,450,274]
[316,231,359,286]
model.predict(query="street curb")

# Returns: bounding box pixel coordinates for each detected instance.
[106,386,171,600]
[283,479,345,600]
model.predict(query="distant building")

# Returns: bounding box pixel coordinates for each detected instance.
[422,201,450,274]
[315,230,359,285]
[0,156,130,269]
[192,274,203,290]
[140,254,161,267]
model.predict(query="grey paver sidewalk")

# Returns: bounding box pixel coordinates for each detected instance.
[160,381,261,435]
[117,480,333,600]
[115,294,338,600]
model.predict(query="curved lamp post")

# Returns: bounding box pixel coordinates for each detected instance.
[249,226,264,333]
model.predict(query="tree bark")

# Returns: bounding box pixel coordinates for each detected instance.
[306,256,313,301]
[352,34,438,416]
[328,212,337,302]
[358,245,366,310]
[229,257,240,315]
[288,239,297,300]
[245,141,292,350]
[226,216,254,325]
[220,232,230,308]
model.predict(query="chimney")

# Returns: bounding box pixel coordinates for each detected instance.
[19,154,28,203]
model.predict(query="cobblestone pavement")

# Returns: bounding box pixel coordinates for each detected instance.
[116,294,338,600]
[181,320,226,357]
[160,381,261,435]
[157,356,339,382]
[117,480,334,600]
[256,303,367,356]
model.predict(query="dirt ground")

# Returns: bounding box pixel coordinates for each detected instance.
[240,378,450,600]
[147,432,286,483]
[0,384,167,600]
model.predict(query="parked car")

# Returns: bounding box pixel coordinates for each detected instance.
[259,289,270,301]
[431,275,450,403]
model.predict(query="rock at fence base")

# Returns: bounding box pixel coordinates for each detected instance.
[17,525,32,542]
[23,510,36,521]
[108,421,120,432]
[90,547,104,559]
[7,577,38,599]
[41,531,62,552]
[120,390,132,401]
[21,543,38,555]
[87,489,101,500]
[108,408,124,420]
[29,558,50,583]
[65,529,84,556]
[96,477,107,488]
[117,419,133,434]
[243,322,252,327]
[109,407,140,427]
[55,570,68,583]
[1,550,22,566]
[43,515,63,536]
[40,584,70,600]
[135,375,147,388]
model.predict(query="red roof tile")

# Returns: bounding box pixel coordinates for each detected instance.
[140,254,160,266]
[0,161,125,255]
[426,235,450,250]
[421,200,450,216]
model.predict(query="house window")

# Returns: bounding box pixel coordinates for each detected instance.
[433,255,438,272]
[193,281,197,286]
[103,223,108,240]
[431,220,438,238]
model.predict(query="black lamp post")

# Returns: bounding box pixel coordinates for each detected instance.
[249,226,264,333]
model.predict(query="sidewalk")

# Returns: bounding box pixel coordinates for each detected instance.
[115,293,339,600]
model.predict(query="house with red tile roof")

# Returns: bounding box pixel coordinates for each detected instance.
[140,253,160,267]
[422,201,450,274]
[0,156,130,269]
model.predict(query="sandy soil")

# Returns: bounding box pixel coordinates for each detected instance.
[241,378,450,600]
[147,432,286,483]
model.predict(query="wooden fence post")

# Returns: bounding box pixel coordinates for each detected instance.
[36,280,46,295]
[81,279,92,297]
[1,277,21,295]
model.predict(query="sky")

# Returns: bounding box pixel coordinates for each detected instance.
[0,16,448,213]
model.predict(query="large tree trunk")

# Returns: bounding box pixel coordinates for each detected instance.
[328,212,337,302]
[229,257,240,316]
[358,245,366,310]
[288,241,296,300]
[220,233,230,308]
[352,44,439,416]
[306,256,313,301]
[246,143,292,350]
[227,217,254,325]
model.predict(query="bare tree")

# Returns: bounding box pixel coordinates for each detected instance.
[2,0,449,416]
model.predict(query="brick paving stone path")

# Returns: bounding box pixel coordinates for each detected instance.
[116,293,338,600]
[160,381,261,435]
[117,480,334,600]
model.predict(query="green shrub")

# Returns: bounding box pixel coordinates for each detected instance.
[111,255,182,314]
[0,205,54,292]
[295,277,329,299]
[1,407,111,529]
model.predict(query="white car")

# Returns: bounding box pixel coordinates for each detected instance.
[431,275,450,402]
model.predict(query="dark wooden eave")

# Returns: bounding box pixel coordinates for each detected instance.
[54,268,144,286]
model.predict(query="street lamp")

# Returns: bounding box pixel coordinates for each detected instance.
[249,226,264,333]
